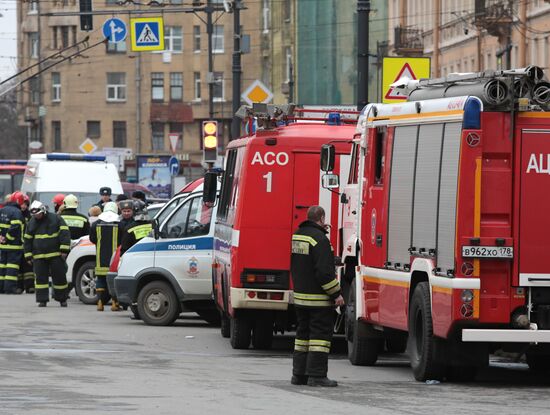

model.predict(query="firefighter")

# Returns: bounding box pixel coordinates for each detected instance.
[89,201,121,311]
[59,194,90,239]
[95,187,112,211]
[0,192,25,294]
[24,200,71,307]
[118,199,134,231]
[12,192,35,293]
[120,200,152,255]
[52,193,66,214]
[290,205,344,387]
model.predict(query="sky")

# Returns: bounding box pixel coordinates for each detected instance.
[0,0,18,81]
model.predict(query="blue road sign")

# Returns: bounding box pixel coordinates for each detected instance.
[102,18,127,43]
[169,156,180,176]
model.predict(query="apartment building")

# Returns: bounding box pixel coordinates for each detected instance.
[17,0,262,177]
[389,0,550,78]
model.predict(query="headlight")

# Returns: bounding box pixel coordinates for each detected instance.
[461,289,474,303]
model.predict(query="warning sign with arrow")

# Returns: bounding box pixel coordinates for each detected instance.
[382,57,430,104]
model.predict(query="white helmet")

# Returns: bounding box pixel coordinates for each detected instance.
[64,194,78,209]
[29,200,47,215]
[103,201,118,214]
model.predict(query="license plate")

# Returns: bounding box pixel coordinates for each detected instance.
[462,246,514,259]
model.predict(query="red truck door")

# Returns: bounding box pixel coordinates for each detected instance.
[292,153,321,232]
[519,130,550,286]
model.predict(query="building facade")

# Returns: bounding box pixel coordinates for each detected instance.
[17,0,262,179]
[389,0,550,78]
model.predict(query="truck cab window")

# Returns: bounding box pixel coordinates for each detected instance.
[348,142,360,184]
[374,127,387,185]
[218,149,237,220]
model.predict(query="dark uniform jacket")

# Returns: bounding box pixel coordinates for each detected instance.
[0,202,24,250]
[290,220,341,307]
[120,220,152,255]
[94,198,112,212]
[119,217,134,233]
[24,212,71,260]
[89,219,121,275]
[60,208,90,240]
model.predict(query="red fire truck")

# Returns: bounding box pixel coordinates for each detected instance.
[203,105,355,349]
[0,160,26,204]
[322,68,550,381]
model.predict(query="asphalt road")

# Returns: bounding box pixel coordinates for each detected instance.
[1,294,550,415]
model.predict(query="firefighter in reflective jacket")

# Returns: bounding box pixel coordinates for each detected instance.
[290,206,344,387]
[59,194,90,239]
[89,201,121,311]
[24,201,71,307]
[120,200,152,255]
[0,193,25,294]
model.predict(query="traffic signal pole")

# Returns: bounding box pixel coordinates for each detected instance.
[357,0,371,111]
[231,0,243,141]
[206,0,215,120]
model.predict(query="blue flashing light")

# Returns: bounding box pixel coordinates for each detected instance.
[463,97,482,130]
[327,112,341,126]
[46,153,106,162]
[0,160,26,165]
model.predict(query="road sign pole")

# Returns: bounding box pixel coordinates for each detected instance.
[231,0,242,141]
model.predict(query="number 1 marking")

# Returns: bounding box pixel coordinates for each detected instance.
[263,171,272,192]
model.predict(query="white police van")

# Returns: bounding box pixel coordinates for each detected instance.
[115,185,219,326]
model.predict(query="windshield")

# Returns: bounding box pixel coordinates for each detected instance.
[155,194,187,226]
[33,192,115,216]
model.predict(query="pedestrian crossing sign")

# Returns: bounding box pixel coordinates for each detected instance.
[130,17,164,51]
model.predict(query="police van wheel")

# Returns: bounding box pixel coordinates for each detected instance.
[137,281,180,326]
[409,282,445,381]
[75,261,99,305]
[220,313,231,338]
[230,316,252,349]
[252,318,274,350]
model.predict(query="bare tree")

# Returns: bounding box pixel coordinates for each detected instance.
[0,89,26,159]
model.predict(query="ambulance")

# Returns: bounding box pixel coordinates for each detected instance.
[114,184,220,326]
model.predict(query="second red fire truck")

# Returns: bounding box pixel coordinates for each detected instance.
[322,67,550,381]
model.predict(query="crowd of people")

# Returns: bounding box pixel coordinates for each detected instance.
[0,187,153,310]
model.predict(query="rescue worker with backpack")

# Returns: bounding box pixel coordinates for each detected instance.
[89,201,121,311]
[120,200,152,255]
[12,192,35,293]
[24,200,71,307]
[59,194,90,239]
[290,206,344,387]
[0,192,25,294]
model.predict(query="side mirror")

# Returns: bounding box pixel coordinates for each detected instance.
[321,173,339,189]
[320,144,335,172]
[203,172,218,204]
[152,218,160,240]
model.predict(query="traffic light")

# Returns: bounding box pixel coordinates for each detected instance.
[202,121,218,163]
[79,0,93,31]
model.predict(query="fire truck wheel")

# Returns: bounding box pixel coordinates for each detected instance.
[409,282,445,381]
[526,352,550,373]
[346,279,380,366]
[230,316,252,349]
[385,336,408,354]
[137,280,180,326]
[252,318,274,350]
[220,313,231,338]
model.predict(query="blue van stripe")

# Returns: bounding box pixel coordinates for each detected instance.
[126,237,213,253]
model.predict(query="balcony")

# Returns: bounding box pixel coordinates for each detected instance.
[474,0,513,38]
[393,26,424,56]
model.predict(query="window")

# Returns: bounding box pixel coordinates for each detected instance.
[87,121,100,138]
[285,47,292,82]
[213,71,224,101]
[29,0,38,13]
[51,72,61,102]
[213,25,224,53]
[218,149,237,220]
[161,196,212,239]
[52,121,61,151]
[193,26,201,52]
[164,26,183,52]
[106,72,126,101]
[61,26,69,48]
[29,33,39,58]
[106,0,118,4]
[374,127,387,185]
[113,121,126,147]
[170,72,183,101]
[283,0,291,20]
[107,40,127,53]
[169,122,183,151]
[29,77,40,104]
[151,72,164,101]
[193,72,201,101]
[151,123,164,151]
[348,142,360,185]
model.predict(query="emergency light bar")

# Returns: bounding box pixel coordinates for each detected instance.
[0,160,27,165]
[46,153,106,162]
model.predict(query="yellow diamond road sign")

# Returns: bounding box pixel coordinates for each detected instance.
[242,80,273,106]
[382,57,431,104]
[79,138,97,154]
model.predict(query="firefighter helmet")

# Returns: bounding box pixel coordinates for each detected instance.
[133,200,149,221]
[103,201,118,214]
[52,193,66,207]
[29,200,47,216]
[10,191,28,207]
[63,194,79,209]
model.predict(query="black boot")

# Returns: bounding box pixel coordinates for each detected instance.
[307,377,338,387]
[38,302,47,307]
[60,301,68,307]
[291,375,308,385]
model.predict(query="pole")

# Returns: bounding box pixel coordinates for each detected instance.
[357,0,370,110]
[433,0,440,77]
[207,0,214,120]
[518,0,527,67]
[231,0,242,141]
[288,60,294,103]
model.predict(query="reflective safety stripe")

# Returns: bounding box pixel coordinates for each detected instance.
[60,245,70,251]
[309,339,331,347]
[23,273,34,279]
[294,338,309,352]
[33,252,61,259]
[129,224,153,239]
[24,234,33,239]
[293,298,333,307]
[24,252,33,258]
[0,276,4,280]
[5,263,20,270]
[322,279,341,296]
[53,283,68,290]
[308,345,331,353]
[6,234,14,241]
[0,264,5,268]
[294,344,308,352]
[35,283,49,289]
[0,223,9,228]
[292,235,318,246]
[4,276,18,281]
[0,244,24,250]
[62,216,87,228]
[60,226,69,231]
[294,292,330,300]
[10,220,23,225]
[34,232,60,239]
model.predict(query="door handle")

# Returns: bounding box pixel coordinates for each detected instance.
[295,205,310,209]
